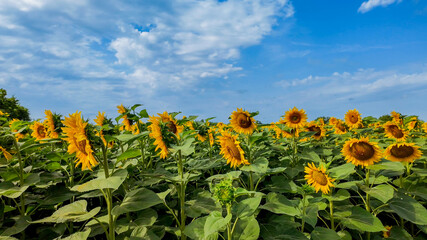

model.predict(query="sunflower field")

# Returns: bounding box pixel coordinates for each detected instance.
[0,106,427,240]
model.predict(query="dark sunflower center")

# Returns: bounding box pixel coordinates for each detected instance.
[390,145,414,158]
[349,114,358,124]
[237,113,252,128]
[349,142,375,161]
[312,171,327,185]
[77,139,87,155]
[337,123,346,131]
[166,121,177,134]
[37,126,46,138]
[226,142,241,160]
[388,125,404,138]
[290,114,301,123]
[308,126,321,136]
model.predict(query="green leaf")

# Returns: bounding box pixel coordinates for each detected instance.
[328,163,355,180]
[360,184,394,203]
[130,226,161,240]
[0,216,31,236]
[32,200,100,223]
[232,216,260,240]
[301,151,321,163]
[117,148,141,161]
[302,204,318,227]
[266,176,298,193]
[204,211,232,237]
[139,109,149,118]
[311,227,341,240]
[340,206,385,232]
[389,192,427,225]
[71,169,128,192]
[260,192,299,216]
[233,195,262,218]
[112,188,162,216]
[240,158,268,174]
[114,133,143,143]
[170,138,195,157]
[184,216,218,240]
[0,181,28,199]
[59,229,91,240]
[259,216,306,240]
[323,189,350,202]
[186,191,221,218]
[388,227,413,240]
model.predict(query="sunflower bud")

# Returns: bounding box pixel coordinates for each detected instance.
[213,179,236,206]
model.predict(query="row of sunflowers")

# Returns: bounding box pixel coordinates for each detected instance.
[0,106,426,240]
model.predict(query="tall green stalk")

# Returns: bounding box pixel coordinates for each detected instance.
[12,137,25,216]
[101,145,115,240]
[177,150,187,240]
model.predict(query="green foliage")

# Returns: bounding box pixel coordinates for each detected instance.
[0,89,30,121]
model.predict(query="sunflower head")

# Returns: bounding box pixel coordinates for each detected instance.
[305,121,325,140]
[383,121,407,141]
[390,111,402,125]
[423,122,427,134]
[212,179,236,206]
[333,120,347,135]
[31,121,47,141]
[344,109,362,129]
[94,112,106,126]
[62,111,98,171]
[304,162,335,194]
[157,112,184,139]
[218,131,249,168]
[342,137,382,167]
[229,108,257,134]
[282,107,307,129]
[148,116,169,159]
[117,104,127,114]
[383,226,392,238]
[384,142,422,163]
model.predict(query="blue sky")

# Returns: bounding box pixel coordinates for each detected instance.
[1,0,426,123]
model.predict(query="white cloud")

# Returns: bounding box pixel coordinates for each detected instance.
[358,0,401,13]
[276,67,427,100]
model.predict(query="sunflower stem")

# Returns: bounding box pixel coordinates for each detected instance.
[365,168,370,212]
[329,196,335,230]
[177,150,187,240]
[226,204,232,240]
[101,145,115,240]
[12,137,26,217]
[300,192,306,233]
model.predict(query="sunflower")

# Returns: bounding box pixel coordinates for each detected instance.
[94,111,106,127]
[407,117,417,130]
[31,121,47,141]
[344,109,362,129]
[44,110,59,138]
[0,146,12,161]
[383,226,392,238]
[329,117,338,126]
[117,104,127,114]
[158,112,184,139]
[148,116,168,159]
[423,122,427,134]
[304,162,335,194]
[305,121,325,140]
[94,112,115,146]
[333,120,347,135]
[281,107,307,129]
[383,121,407,141]
[342,137,382,167]
[391,111,402,125]
[218,131,249,168]
[117,105,133,131]
[62,112,98,170]
[229,108,256,134]
[384,142,422,163]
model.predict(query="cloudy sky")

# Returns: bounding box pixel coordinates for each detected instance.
[1,0,426,123]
